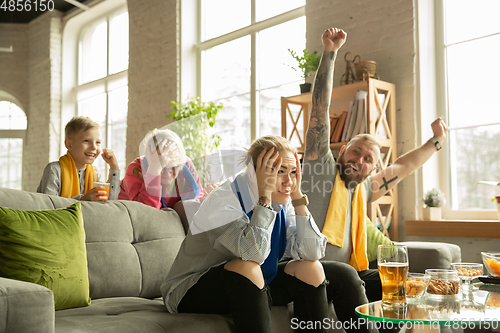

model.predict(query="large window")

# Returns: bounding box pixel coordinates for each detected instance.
[0,101,26,190]
[77,8,128,174]
[441,0,500,216]
[198,0,306,150]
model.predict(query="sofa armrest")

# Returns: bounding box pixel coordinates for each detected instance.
[396,241,462,273]
[0,277,55,333]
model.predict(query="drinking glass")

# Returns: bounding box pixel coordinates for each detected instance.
[92,181,110,202]
[451,262,483,305]
[378,244,409,307]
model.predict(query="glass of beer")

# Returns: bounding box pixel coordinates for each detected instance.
[378,244,409,307]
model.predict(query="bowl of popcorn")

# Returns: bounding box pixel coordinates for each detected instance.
[451,263,483,294]
[481,252,500,277]
[450,263,483,280]
[405,272,430,300]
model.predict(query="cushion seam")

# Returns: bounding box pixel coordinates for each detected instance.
[85,237,183,244]
[0,288,53,298]
[123,202,144,297]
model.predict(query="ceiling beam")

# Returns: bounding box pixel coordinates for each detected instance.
[0,46,13,53]
[64,0,90,11]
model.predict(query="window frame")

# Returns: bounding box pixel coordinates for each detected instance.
[194,1,305,142]
[423,0,498,220]
[75,5,129,175]
[0,98,27,190]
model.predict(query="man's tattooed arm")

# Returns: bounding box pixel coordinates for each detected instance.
[305,50,337,161]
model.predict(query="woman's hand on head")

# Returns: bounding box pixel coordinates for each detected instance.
[291,151,303,200]
[255,148,281,199]
[146,139,182,176]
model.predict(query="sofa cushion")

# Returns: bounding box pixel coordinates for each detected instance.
[54,297,339,333]
[0,277,55,333]
[80,200,185,299]
[0,202,91,310]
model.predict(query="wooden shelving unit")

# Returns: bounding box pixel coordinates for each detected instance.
[281,78,398,240]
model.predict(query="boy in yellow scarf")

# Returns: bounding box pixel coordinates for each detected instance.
[302,26,447,317]
[37,116,120,201]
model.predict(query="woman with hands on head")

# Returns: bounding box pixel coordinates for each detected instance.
[161,135,330,333]
[119,128,204,232]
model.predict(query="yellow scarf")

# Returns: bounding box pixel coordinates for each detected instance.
[59,152,97,198]
[322,171,368,271]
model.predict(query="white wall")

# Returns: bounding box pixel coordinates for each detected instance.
[126,0,179,163]
[0,12,63,191]
[0,24,29,110]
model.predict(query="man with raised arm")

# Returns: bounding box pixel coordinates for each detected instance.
[302,27,447,302]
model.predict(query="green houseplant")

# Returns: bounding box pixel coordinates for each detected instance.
[287,48,321,93]
[167,97,222,186]
[422,188,445,220]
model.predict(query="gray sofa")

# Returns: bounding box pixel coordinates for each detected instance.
[0,186,461,333]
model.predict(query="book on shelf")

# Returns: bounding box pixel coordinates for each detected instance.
[340,100,356,142]
[341,91,367,142]
[331,111,348,143]
[330,116,339,138]
[350,91,368,138]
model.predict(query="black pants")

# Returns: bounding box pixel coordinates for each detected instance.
[317,260,384,333]
[178,262,329,333]
[358,268,383,302]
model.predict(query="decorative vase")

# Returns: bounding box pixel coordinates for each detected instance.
[300,83,311,94]
[423,207,442,220]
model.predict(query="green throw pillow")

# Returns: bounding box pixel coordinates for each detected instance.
[0,202,91,310]
[366,218,393,262]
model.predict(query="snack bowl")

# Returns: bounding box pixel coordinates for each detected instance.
[486,292,500,308]
[405,273,430,300]
[425,269,460,298]
[451,263,483,280]
[481,252,500,277]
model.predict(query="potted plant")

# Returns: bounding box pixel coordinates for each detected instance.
[422,188,446,220]
[287,48,321,93]
[167,97,222,186]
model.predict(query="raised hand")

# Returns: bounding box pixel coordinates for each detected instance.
[431,117,447,143]
[102,148,119,170]
[322,27,347,53]
[255,148,281,201]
